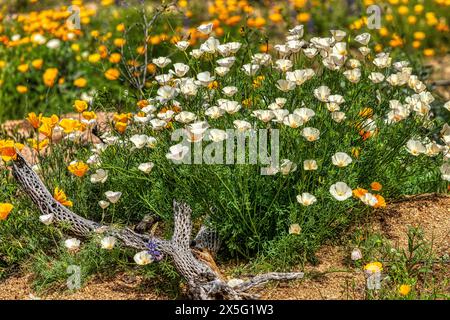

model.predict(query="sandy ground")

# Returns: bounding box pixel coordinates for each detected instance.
[0,194,448,300]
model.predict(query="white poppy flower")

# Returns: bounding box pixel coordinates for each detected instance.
[286,69,315,85]
[369,72,385,83]
[343,68,361,83]
[296,193,317,206]
[138,162,154,174]
[39,214,54,225]
[302,127,320,141]
[373,52,392,69]
[101,236,117,250]
[215,66,230,76]
[253,110,274,123]
[272,109,289,123]
[310,36,333,50]
[303,47,318,58]
[197,23,213,35]
[134,251,153,265]
[274,44,290,56]
[200,36,220,53]
[46,38,61,49]
[406,140,426,156]
[179,78,198,96]
[303,160,318,171]
[156,85,177,102]
[332,152,352,168]
[251,53,272,66]
[205,106,225,119]
[280,159,297,175]
[289,223,301,235]
[242,63,260,76]
[99,200,110,209]
[197,71,215,86]
[152,56,171,68]
[155,73,173,85]
[219,100,241,114]
[65,238,81,251]
[190,49,203,59]
[275,59,293,72]
[331,111,346,123]
[331,29,346,41]
[175,40,190,51]
[166,144,190,161]
[329,182,352,201]
[358,46,371,56]
[360,193,378,206]
[171,63,190,77]
[233,120,252,132]
[294,108,315,123]
[31,33,46,44]
[351,248,362,261]
[283,114,303,128]
[217,57,236,68]
[130,135,149,149]
[275,98,287,107]
[222,86,238,97]
[208,129,228,142]
[105,191,122,204]
[276,79,296,92]
[355,33,371,45]
[314,85,331,102]
[289,25,304,37]
[175,111,197,124]
[90,169,109,184]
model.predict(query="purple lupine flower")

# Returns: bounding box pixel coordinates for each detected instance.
[147,240,164,262]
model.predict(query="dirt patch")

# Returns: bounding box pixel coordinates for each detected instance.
[0,194,449,300]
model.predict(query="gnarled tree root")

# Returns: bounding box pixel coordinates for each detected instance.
[12,153,304,300]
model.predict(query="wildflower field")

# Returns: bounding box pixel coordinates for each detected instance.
[0,0,449,302]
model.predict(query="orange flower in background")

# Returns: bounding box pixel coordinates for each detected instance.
[0,140,23,162]
[68,161,89,177]
[27,138,49,152]
[399,284,411,296]
[370,182,382,191]
[374,194,386,208]
[115,121,127,134]
[104,68,120,80]
[137,100,149,109]
[41,115,59,127]
[53,187,73,207]
[98,45,108,58]
[82,111,97,121]
[39,122,53,138]
[109,53,121,63]
[113,38,126,47]
[16,85,28,94]
[17,63,29,73]
[113,113,131,123]
[31,59,43,69]
[353,188,368,199]
[364,261,383,273]
[27,112,42,129]
[74,99,88,113]
[73,77,87,88]
[59,118,82,133]
[0,203,13,220]
[43,68,58,87]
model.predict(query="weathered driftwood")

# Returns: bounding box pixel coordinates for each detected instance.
[12,153,304,300]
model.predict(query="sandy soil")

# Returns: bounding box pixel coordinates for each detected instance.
[0,194,448,300]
